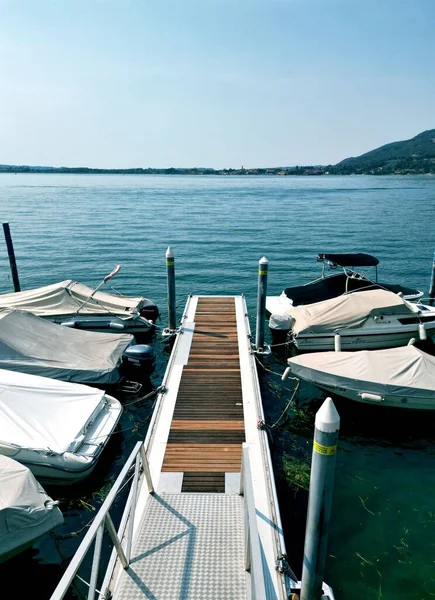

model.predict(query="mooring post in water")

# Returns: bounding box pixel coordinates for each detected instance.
[165,246,176,334]
[255,256,270,354]
[300,397,340,600]
[429,250,435,306]
[2,222,21,292]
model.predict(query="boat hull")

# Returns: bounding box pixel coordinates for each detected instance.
[315,381,435,409]
[288,344,435,409]
[0,510,64,563]
[49,314,154,334]
[0,395,122,485]
[293,322,435,351]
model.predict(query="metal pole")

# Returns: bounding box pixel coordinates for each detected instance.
[2,222,21,292]
[301,397,340,600]
[87,523,104,600]
[166,246,176,331]
[140,444,154,494]
[429,251,435,306]
[255,256,268,351]
[105,514,128,569]
[126,453,140,562]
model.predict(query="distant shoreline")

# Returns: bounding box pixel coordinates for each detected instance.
[0,167,434,176]
[3,130,434,176]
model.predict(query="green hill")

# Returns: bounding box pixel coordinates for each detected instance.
[333,129,435,174]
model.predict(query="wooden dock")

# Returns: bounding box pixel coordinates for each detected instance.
[108,295,293,599]
[50,295,299,600]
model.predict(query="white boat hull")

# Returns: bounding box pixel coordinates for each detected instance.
[294,322,435,351]
[288,344,435,410]
[315,382,435,410]
[0,394,122,485]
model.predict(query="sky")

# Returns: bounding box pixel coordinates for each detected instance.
[0,0,434,169]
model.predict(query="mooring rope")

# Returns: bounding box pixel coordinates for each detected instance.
[254,354,301,429]
[122,385,165,407]
[53,471,136,541]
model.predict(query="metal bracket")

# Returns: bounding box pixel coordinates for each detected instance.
[252,343,272,356]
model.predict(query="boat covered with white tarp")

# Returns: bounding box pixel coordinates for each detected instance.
[0,370,122,483]
[0,280,158,333]
[0,309,133,384]
[270,289,435,350]
[0,455,64,562]
[288,342,435,409]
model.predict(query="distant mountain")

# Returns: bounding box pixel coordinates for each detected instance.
[333,129,435,174]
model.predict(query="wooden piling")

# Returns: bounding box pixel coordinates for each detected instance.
[2,222,21,292]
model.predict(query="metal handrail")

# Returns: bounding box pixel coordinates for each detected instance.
[243,297,295,594]
[50,441,154,600]
[240,443,267,600]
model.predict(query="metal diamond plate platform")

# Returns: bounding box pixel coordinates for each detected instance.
[114,493,247,600]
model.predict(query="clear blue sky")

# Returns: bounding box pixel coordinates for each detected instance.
[1,0,434,168]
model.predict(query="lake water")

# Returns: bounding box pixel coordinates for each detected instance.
[0,173,435,599]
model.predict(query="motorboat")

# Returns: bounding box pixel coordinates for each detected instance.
[287,339,435,410]
[0,308,135,385]
[270,289,435,351]
[0,277,159,333]
[266,253,423,316]
[0,369,123,484]
[0,455,64,562]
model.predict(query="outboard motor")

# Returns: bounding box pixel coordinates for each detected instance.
[122,344,155,379]
[268,313,293,345]
[139,301,159,323]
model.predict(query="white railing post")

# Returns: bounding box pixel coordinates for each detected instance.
[126,453,141,562]
[50,442,142,600]
[239,450,245,496]
[105,513,128,569]
[245,515,251,572]
[87,523,104,600]
[140,444,154,493]
[242,443,267,599]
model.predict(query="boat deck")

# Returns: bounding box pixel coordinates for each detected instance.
[108,295,290,600]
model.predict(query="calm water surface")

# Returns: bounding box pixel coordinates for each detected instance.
[1,174,435,599]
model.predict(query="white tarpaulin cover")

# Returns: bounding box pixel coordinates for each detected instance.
[0,309,132,383]
[0,369,108,454]
[0,455,63,560]
[0,280,147,316]
[289,345,435,399]
[287,289,418,335]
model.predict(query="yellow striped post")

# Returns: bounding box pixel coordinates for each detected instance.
[301,397,340,600]
[166,246,176,331]
[255,256,268,351]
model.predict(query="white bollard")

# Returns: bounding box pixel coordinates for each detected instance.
[282,366,292,381]
[300,398,340,600]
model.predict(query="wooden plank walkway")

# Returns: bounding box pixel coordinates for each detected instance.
[162,297,245,492]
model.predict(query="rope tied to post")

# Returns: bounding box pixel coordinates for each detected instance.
[253,354,301,430]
